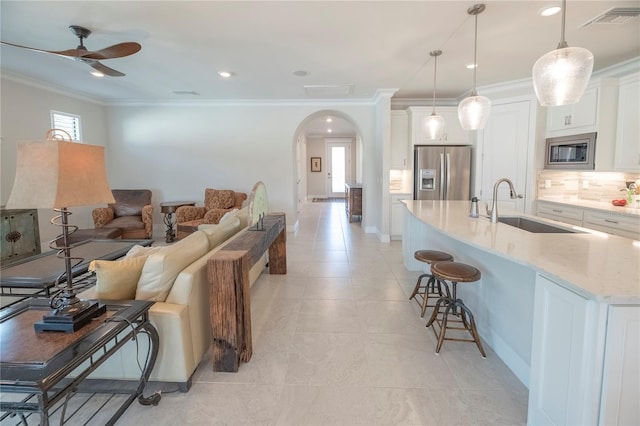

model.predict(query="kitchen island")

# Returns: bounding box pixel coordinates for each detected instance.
[402,200,639,426]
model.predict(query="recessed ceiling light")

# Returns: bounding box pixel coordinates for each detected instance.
[293,70,309,77]
[91,71,104,77]
[466,63,478,69]
[327,129,332,133]
[540,6,561,17]
[218,71,234,78]
[326,117,333,123]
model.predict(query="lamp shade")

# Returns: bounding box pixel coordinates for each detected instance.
[458,94,491,131]
[532,46,594,106]
[6,140,115,209]
[425,113,445,140]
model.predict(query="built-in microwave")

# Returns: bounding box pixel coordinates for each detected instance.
[544,132,597,170]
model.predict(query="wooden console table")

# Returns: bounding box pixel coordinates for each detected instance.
[207,212,286,372]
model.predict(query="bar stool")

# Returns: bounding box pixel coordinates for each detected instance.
[409,250,453,317]
[425,261,486,357]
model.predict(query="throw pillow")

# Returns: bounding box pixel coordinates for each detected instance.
[89,256,147,300]
[123,244,163,259]
[135,230,209,301]
[200,216,241,249]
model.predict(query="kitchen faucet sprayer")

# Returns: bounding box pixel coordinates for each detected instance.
[485,178,522,223]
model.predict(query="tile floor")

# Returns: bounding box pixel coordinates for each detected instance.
[7,201,526,425]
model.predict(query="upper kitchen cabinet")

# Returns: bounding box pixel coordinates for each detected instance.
[545,79,619,170]
[614,73,640,172]
[408,106,470,146]
[391,110,410,169]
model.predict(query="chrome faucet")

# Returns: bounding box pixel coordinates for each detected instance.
[485,178,521,223]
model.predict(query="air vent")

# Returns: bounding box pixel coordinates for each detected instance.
[580,7,640,27]
[304,85,354,97]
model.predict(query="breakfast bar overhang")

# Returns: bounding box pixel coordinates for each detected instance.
[402,200,639,426]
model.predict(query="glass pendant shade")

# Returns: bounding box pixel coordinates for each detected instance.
[532,46,594,106]
[458,94,491,130]
[425,113,445,140]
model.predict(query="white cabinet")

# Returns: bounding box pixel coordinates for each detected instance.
[391,110,409,169]
[408,106,470,146]
[545,79,619,170]
[582,210,640,240]
[614,73,640,172]
[536,201,584,226]
[528,274,605,425]
[599,306,640,425]
[390,193,411,240]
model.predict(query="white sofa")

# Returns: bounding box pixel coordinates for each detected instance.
[79,182,269,391]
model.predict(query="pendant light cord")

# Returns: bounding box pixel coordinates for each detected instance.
[432,53,438,114]
[558,0,568,48]
[472,12,478,96]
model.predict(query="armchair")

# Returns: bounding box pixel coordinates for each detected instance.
[92,189,153,239]
[176,189,246,239]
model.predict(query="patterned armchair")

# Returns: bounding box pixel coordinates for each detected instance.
[176,189,247,239]
[92,189,154,239]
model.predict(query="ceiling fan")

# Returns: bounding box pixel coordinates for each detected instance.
[1,25,141,77]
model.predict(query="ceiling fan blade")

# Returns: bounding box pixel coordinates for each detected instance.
[90,61,125,77]
[82,42,141,60]
[0,41,92,57]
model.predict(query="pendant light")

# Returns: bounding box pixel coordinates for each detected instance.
[425,50,445,141]
[532,0,594,106]
[458,3,491,131]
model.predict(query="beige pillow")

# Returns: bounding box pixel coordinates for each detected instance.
[200,216,241,249]
[135,230,209,301]
[90,256,147,300]
[123,244,163,259]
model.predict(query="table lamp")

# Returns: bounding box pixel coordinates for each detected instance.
[6,130,115,333]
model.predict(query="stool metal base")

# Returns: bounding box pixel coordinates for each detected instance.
[409,273,450,318]
[425,283,486,358]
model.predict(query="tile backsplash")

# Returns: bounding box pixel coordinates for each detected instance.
[537,170,640,202]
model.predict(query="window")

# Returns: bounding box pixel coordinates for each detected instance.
[50,111,82,141]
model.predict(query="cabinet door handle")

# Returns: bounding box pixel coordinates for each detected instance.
[552,209,563,213]
[564,115,572,125]
[604,219,619,224]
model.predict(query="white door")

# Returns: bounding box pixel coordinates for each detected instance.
[327,140,352,198]
[478,100,531,213]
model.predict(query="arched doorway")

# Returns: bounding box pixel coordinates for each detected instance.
[292,110,363,225]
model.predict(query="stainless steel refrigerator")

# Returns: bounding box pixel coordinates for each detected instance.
[414,145,471,200]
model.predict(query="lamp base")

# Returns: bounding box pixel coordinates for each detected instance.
[34,300,106,333]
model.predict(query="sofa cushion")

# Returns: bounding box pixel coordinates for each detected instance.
[123,244,164,259]
[102,215,145,230]
[204,189,235,210]
[135,230,209,301]
[89,256,147,300]
[199,216,242,249]
[219,206,251,228]
[109,189,152,217]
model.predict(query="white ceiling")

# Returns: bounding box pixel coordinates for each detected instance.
[1,1,639,135]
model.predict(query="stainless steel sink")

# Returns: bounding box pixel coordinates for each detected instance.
[497,216,583,234]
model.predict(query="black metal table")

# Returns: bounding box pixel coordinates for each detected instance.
[160,201,195,243]
[0,299,159,425]
[0,239,153,303]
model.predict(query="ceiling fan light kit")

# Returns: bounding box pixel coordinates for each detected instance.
[425,49,445,141]
[458,3,491,131]
[0,25,141,77]
[532,0,594,106]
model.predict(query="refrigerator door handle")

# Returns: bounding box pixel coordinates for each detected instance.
[446,152,451,200]
[440,153,445,200]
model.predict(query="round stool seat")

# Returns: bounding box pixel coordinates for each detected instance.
[414,250,453,264]
[431,261,481,282]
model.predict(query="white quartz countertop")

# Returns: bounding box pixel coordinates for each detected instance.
[403,200,640,304]
[537,198,640,217]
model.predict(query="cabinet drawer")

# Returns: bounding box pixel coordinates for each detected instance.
[583,211,640,239]
[536,202,584,226]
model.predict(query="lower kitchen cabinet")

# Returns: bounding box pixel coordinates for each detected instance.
[390,193,411,240]
[529,274,639,426]
[536,202,583,226]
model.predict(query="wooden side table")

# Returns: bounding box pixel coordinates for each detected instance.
[160,201,195,243]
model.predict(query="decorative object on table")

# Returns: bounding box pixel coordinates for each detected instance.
[175,188,247,239]
[469,197,479,218]
[6,129,115,333]
[532,0,594,106]
[92,189,154,239]
[310,157,321,172]
[160,201,195,243]
[425,49,445,141]
[457,3,491,130]
[0,207,40,265]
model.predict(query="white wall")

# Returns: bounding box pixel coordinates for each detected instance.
[1,77,109,245]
